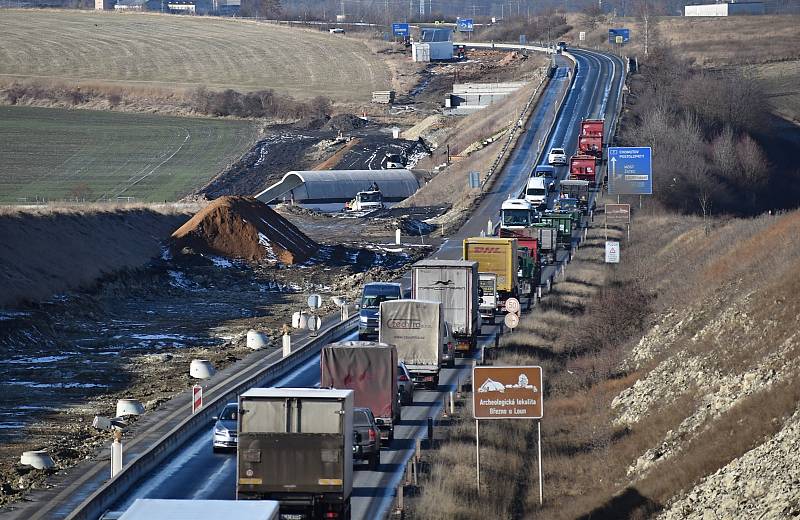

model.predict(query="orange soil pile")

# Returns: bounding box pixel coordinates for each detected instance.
[170,196,318,264]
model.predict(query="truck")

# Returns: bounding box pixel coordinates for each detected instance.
[529,224,558,264]
[357,282,403,340]
[321,341,399,442]
[541,211,575,247]
[569,155,598,183]
[237,388,353,520]
[463,237,519,309]
[379,300,444,389]
[116,499,279,520]
[501,198,538,229]
[559,179,594,214]
[578,119,604,158]
[411,260,481,357]
[478,273,498,320]
[344,189,383,212]
[498,201,541,291]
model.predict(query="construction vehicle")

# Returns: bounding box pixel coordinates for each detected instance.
[344,189,383,212]
[236,388,353,520]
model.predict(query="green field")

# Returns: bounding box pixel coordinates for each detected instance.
[0,106,259,203]
[0,10,390,101]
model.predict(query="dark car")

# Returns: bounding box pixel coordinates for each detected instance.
[357,282,402,340]
[398,362,414,406]
[211,402,238,452]
[352,407,380,470]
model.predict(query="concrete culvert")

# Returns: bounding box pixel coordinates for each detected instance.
[20,450,54,470]
[116,398,145,417]
[292,311,310,329]
[247,330,269,350]
[189,359,215,379]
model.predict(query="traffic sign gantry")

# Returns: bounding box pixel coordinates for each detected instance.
[608,147,652,195]
[473,366,543,419]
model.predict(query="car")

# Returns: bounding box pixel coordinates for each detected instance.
[441,321,455,368]
[352,407,380,469]
[398,362,414,406]
[211,402,238,452]
[357,282,402,340]
[548,148,567,166]
[329,27,345,34]
[557,41,567,52]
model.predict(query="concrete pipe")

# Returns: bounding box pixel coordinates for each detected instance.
[246,330,269,350]
[189,359,215,380]
[292,311,309,329]
[20,450,54,470]
[116,398,145,417]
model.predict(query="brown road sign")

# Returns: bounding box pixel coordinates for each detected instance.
[605,203,631,222]
[473,366,543,419]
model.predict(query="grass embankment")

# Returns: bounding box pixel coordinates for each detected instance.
[411,203,800,519]
[0,10,390,102]
[0,105,259,203]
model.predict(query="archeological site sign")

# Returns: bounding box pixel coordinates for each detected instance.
[473,366,543,420]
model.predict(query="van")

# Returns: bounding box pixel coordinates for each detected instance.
[534,165,556,179]
[357,282,402,340]
[524,176,549,207]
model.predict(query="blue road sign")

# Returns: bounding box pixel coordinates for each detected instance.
[608,28,631,44]
[457,18,474,32]
[392,22,410,37]
[608,147,652,195]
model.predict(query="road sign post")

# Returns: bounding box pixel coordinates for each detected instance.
[504,298,521,315]
[391,22,410,38]
[504,312,519,332]
[608,147,652,196]
[473,366,544,498]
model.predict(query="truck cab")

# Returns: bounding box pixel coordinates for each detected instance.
[358,282,402,340]
[524,177,550,209]
[345,189,383,212]
[501,199,537,229]
[478,272,498,320]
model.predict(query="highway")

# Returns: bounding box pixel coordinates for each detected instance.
[4,46,624,520]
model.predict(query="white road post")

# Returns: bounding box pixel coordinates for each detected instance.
[395,228,401,245]
[282,333,291,357]
[475,419,481,494]
[111,429,123,478]
[487,219,493,236]
[538,420,543,505]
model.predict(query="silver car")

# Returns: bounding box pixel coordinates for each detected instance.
[212,402,238,452]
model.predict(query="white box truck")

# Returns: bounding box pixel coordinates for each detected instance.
[116,499,279,520]
[236,388,353,520]
[379,300,443,389]
[411,260,480,358]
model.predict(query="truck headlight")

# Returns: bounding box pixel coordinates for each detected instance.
[360,316,369,323]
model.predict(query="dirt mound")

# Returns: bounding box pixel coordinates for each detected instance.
[170,196,318,264]
[322,113,369,132]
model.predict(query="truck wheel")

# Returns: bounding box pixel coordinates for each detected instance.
[447,358,455,368]
[370,452,380,470]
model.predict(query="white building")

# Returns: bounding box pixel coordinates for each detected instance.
[684,2,765,16]
[420,28,454,60]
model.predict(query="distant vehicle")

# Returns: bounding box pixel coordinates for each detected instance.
[533,165,556,180]
[569,155,598,183]
[410,259,481,357]
[329,27,345,34]
[463,237,520,309]
[397,362,413,405]
[578,119,604,158]
[478,272,498,320]
[501,198,538,228]
[557,41,568,52]
[380,299,444,389]
[352,407,381,470]
[548,147,567,166]
[321,341,400,441]
[236,388,353,519]
[345,189,383,212]
[384,153,406,169]
[358,282,403,340]
[211,402,238,452]
[441,321,455,368]
[525,176,550,208]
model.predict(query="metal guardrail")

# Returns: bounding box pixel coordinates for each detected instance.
[66,315,358,520]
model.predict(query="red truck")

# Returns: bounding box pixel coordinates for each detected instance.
[569,154,598,183]
[579,119,604,158]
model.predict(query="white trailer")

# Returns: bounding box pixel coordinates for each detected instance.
[117,499,279,520]
[379,300,443,389]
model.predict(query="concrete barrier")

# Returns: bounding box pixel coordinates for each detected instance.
[66,314,358,520]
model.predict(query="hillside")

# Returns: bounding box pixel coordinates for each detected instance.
[0,10,390,102]
[0,106,259,203]
[411,203,800,518]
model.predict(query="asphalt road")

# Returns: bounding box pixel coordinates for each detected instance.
[4,47,624,520]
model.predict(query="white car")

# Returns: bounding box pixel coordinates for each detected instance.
[548,148,567,166]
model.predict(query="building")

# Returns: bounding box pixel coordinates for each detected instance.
[167,0,196,12]
[684,2,765,16]
[113,0,146,10]
[420,28,454,60]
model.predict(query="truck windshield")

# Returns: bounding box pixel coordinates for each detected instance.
[526,188,546,197]
[359,192,382,203]
[479,279,495,292]
[502,209,531,226]
[361,286,400,309]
